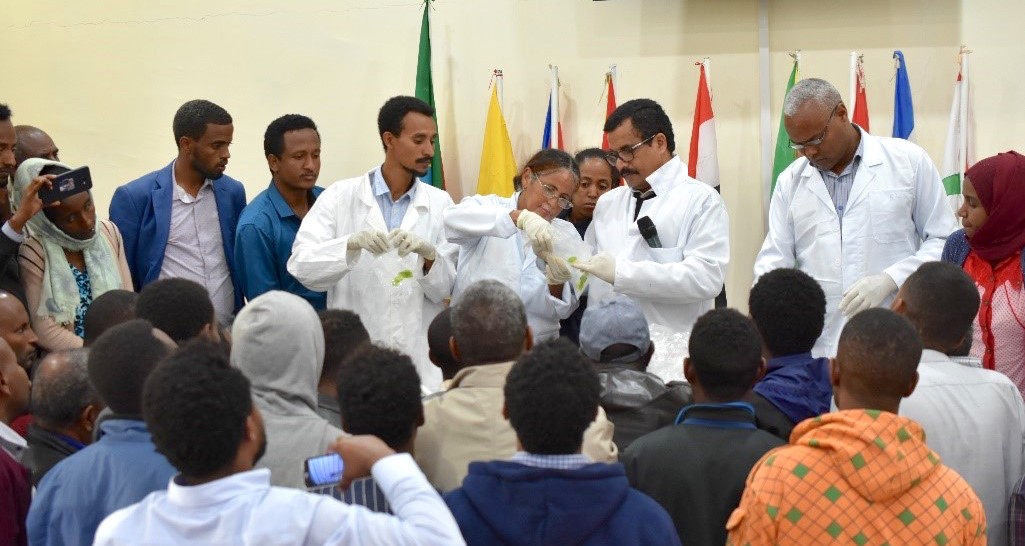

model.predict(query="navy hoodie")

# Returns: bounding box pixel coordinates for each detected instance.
[444,460,681,546]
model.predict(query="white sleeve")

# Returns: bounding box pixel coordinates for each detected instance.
[522,255,578,321]
[443,195,517,245]
[753,173,798,281]
[416,196,458,304]
[287,186,363,292]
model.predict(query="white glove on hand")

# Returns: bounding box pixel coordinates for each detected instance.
[346,229,391,255]
[516,210,553,256]
[571,253,617,285]
[839,273,897,317]
[541,253,572,286]
[388,229,437,260]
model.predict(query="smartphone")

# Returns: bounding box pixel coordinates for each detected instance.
[39,166,92,205]
[303,453,345,488]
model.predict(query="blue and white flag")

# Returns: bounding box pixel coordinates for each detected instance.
[892,50,915,140]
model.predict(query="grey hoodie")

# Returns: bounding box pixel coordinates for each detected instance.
[231,291,344,488]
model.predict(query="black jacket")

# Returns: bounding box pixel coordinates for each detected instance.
[25,423,81,486]
[596,364,693,450]
[0,230,25,306]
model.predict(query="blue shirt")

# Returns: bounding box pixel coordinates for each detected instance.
[235,182,327,310]
[26,419,177,546]
[753,352,833,425]
[371,168,416,231]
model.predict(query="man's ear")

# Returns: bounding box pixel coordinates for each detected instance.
[501,401,510,421]
[178,136,194,155]
[202,322,220,343]
[523,326,534,352]
[449,336,461,364]
[753,357,767,383]
[683,357,695,385]
[382,131,396,152]
[829,358,841,388]
[903,370,920,398]
[80,404,102,432]
[267,154,280,176]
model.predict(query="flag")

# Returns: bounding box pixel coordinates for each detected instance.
[850,53,870,132]
[688,59,719,189]
[541,65,564,150]
[771,55,800,194]
[601,71,617,150]
[940,49,975,213]
[477,81,517,196]
[414,0,444,189]
[892,50,915,139]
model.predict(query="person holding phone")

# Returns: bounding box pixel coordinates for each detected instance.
[12,159,132,351]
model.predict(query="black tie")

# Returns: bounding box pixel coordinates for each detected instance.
[633,189,657,221]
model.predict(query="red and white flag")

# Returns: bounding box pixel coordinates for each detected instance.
[850,52,870,131]
[601,70,617,150]
[688,58,720,189]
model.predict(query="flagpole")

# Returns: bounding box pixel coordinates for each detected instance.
[609,64,617,93]
[703,57,712,101]
[849,52,857,111]
[758,0,770,217]
[550,64,560,149]
[495,69,504,111]
[958,46,970,188]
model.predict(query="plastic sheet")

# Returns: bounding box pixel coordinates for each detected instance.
[551,227,593,293]
[646,323,690,383]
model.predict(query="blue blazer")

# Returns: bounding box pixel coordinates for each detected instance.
[109,161,247,311]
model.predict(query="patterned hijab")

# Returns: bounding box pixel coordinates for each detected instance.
[11,158,122,327]
[965,151,1025,262]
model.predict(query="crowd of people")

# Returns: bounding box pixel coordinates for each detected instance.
[0,73,1023,545]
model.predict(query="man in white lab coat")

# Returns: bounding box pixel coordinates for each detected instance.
[287,96,455,390]
[754,78,957,356]
[573,98,729,335]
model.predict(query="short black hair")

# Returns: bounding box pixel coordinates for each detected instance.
[451,280,528,365]
[574,147,621,183]
[335,345,422,450]
[319,309,369,384]
[513,148,580,191]
[88,319,172,415]
[688,309,763,401]
[263,114,319,158]
[836,309,921,399]
[505,339,600,454]
[427,308,459,377]
[172,99,232,146]
[0,104,11,122]
[603,98,676,154]
[31,349,98,429]
[83,289,137,346]
[749,269,826,357]
[136,278,215,343]
[901,262,980,350]
[143,341,252,478]
[377,96,434,151]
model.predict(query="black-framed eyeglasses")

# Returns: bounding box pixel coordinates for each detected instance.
[534,173,573,210]
[605,135,656,166]
[788,102,841,150]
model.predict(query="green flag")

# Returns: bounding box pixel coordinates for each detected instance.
[415,1,444,189]
[771,59,800,195]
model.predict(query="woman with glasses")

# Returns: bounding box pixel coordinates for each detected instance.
[13,159,133,351]
[444,148,580,341]
[941,151,1025,396]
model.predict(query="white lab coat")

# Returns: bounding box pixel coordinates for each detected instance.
[754,131,958,356]
[585,155,729,334]
[444,193,578,341]
[287,168,456,390]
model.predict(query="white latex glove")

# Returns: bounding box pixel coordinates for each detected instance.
[346,229,391,255]
[541,253,572,285]
[388,229,437,260]
[516,210,553,256]
[571,253,617,285]
[839,273,897,317]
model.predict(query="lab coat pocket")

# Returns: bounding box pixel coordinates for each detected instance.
[646,246,681,264]
[869,189,913,243]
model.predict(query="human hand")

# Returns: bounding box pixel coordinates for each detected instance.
[839,273,897,317]
[541,253,572,285]
[346,229,391,255]
[9,175,57,234]
[571,253,617,284]
[515,210,553,256]
[388,228,437,260]
[327,434,397,490]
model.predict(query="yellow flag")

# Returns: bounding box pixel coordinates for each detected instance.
[476,85,517,196]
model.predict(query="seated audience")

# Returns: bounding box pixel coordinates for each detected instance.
[331,344,424,513]
[23,349,103,485]
[231,290,344,488]
[426,308,460,391]
[579,294,691,450]
[415,280,616,491]
[748,268,832,427]
[93,341,466,546]
[621,308,785,546]
[317,308,369,427]
[135,278,220,344]
[445,338,680,546]
[726,309,987,545]
[0,338,31,546]
[82,289,136,346]
[895,261,1025,546]
[27,319,176,546]
[14,159,133,351]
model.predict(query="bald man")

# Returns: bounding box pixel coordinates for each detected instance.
[0,291,39,369]
[13,126,58,167]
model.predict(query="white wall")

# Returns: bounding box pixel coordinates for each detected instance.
[3,0,1022,312]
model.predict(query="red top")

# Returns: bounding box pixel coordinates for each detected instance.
[964,250,1025,393]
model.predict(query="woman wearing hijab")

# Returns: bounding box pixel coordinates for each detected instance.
[14,159,132,351]
[941,151,1025,394]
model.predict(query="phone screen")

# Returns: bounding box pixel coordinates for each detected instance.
[304,453,344,487]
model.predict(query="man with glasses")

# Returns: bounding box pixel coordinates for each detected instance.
[573,99,729,336]
[754,78,957,356]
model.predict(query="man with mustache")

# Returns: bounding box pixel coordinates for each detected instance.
[110,99,246,324]
[289,96,455,391]
[235,114,326,310]
[573,99,730,336]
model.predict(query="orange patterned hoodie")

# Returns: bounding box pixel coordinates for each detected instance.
[726,409,987,545]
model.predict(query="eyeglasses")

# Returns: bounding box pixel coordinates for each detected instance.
[788,102,840,150]
[605,135,656,166]
[533,173,573,210]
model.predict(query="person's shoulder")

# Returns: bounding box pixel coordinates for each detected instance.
[92,492,167,544]
[217,173,246,191]
[236,189,274,225]
[119,163,173,193]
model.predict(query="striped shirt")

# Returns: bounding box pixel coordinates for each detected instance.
[819,125,865,227]
[308,477,392,514]
[509,452,592,471]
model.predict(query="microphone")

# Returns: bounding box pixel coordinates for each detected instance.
[637,216,662,248]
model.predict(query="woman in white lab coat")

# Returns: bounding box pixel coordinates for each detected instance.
[444,149,580,341]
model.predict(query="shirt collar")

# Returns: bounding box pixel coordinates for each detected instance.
[167,467,271,508]
[642,155,684,195]
[267,181,320,219]
[820,125,865,179]
[920,348,953,364]
[509,452,592,470]
[0,420,28,462]
[170,161,213,203]
[371,166,417,203]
